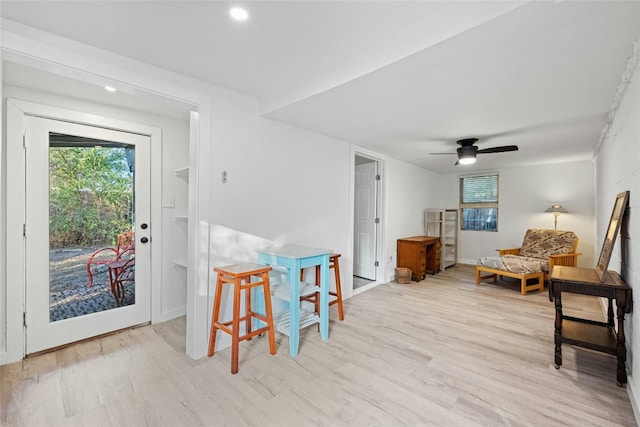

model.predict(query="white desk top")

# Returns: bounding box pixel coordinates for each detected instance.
[257,245,332,259]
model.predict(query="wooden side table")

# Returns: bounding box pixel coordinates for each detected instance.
[397,236,440,281]
[549,265,632,386]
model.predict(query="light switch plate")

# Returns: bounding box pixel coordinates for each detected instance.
[162,197,175,208]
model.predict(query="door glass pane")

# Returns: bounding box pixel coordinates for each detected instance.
[49,133,136,322]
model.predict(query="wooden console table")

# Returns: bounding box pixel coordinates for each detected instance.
[397,236,440,281]
[549,265,632,386]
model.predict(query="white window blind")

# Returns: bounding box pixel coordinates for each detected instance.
[460,174,499,231]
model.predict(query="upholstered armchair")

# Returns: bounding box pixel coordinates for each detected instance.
[476,229,580,295]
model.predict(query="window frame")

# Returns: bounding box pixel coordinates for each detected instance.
[459,174,499,232]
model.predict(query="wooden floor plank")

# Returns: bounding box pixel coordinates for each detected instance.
[1,264,636,426]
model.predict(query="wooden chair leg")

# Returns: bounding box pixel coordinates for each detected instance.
[208,274,224,357]
[245,280,252,341]
[314,265,321,315]
[332,255,344,321]
[261,271,277,355]
[300,255,345,322]
[231,277,242,375]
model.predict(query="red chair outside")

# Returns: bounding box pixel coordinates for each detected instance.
[107,256,135,306]
[86,231,135,287]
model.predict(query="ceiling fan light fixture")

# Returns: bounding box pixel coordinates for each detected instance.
[229,7,249,21]
[458,155,476,165]
[429,137,517,166]
[457,145,477,165]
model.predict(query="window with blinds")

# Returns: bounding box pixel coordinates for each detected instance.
[459,174,498,231]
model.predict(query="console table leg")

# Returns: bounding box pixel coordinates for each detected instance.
[607,298,614,327]
[554,293,563,369]
[615,295,628,386]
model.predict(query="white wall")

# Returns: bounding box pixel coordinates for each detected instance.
[594,49,639,417]
[383,157,442,280]
[440,161,595,267]
[208,94,351,251]
[201,89,356,351]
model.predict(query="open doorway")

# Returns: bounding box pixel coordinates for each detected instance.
[2,58,195,363]
[353,154,382,292]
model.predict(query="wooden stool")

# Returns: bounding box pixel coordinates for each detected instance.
[208,263,277,374]
[300,253,344,321]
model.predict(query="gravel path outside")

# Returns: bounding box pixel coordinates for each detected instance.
[49,247,134,322]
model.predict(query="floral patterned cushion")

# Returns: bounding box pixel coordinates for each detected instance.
[478,256,545,274]
[504,255,548,272]
[477,229,578,276]
[477,256,503,270]
[518,229,577,259]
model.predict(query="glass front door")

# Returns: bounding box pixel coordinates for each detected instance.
[25,116,151,354]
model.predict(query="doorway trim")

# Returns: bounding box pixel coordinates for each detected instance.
[5,98,162,362]
[349,145,386,296]
[2,24,212,362]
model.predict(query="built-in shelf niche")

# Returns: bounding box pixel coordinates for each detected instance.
[173,167,189,272]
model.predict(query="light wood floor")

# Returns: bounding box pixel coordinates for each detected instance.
[1,264,637,426]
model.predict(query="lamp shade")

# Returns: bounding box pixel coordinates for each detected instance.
[545,205,568,214]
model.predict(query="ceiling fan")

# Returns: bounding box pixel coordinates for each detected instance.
[429,138,518,165]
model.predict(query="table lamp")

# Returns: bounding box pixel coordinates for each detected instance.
[545,205,568,230]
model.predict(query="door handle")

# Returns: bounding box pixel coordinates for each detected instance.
[140,237,149,244]
[140,223,148,230]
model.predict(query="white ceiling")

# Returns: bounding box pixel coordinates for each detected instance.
[2,1,639,173]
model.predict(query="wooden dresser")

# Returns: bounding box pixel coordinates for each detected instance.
[397,236,441,281]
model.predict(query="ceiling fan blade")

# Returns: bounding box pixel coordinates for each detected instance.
[477,145,519,154]
[428,152,456,155]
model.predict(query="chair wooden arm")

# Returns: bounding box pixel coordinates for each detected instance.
[497,247,521,256]
[548,252,581,269]
[547,252,581,281]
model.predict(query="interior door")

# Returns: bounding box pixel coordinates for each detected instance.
[353,160,378,280]
[25,116,151,354]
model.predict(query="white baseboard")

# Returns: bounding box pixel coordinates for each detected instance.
[157,306,186,323]
[0,350,21,366]
[627,377,640,424]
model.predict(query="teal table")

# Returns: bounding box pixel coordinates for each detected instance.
[256,245,331,356]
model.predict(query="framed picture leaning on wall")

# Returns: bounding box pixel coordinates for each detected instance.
[596,191,630,281]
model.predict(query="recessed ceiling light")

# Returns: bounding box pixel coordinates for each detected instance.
[229,7,248,21]
[104,86,117,92]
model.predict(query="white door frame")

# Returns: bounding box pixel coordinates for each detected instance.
[353,159,378,280]
[5,98,162,359]
[349,145,386,295]
[2,22,221,362]
[1,25,213,363]
[25,116,152,354]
